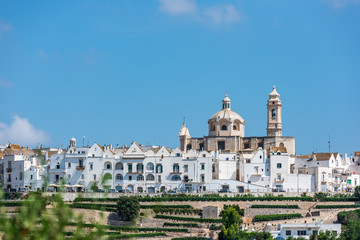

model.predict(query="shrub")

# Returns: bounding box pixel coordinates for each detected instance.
[316,205,360,209]
[253,213,302,222]
[163,222,199,228]
[107,232,166,239]
[171,238,210,240]
[141,205,193,209]
[337,210,360,225]
[116,196,140,221]
[251,205,299,209]
[222,204,244,216]
[154,215,222,223]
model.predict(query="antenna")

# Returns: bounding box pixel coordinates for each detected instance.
[328,130,331,153]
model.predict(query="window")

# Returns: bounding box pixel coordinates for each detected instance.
[19,172,23,181]
[156,164,163,173]
[246,159,251,163]
[212,164,215,173]
[173,164,180,173]
[277,152,281,155]
[30,175,33,180]
[92,154,95,157]
[146,174,155,181]
[115,162,123,170]
[158,175,161,182]
[81,151,85,154]
[129,176,132,181]
[171,175,181,181]
[70,150,72,154]
[258,143,264,148]
[297,230,306,236]
[68,174,71,179]
[277,163,282,169]
[104,162,112,170]
[201,163,205,170]
[68,163,71,168]
[176,153,181,157]
[116,174,123,181]
[136,175,144,181]
[184,175,189,182]
[218,141,225,150]
[184,165,188,172]
[244,143,250,149]
[89,163,93,170]
[201,174,205,182]
[81,174,84,179]
[137,163,144,173]
[272,109,276,118]
[78,159,83,167]
[93,174,96,180]
[146,162,154,171]
[221,125,227,131]
[56,162,60,169]
[286,230,291,236]
[128,164,133,173]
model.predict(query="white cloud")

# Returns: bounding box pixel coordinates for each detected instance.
[0,115,50,146]
[0,77,12,88]
[159,0,197,15]
[0,21,12,37]
[203,5,244,24]
[158,0,245,25]
[325,0,360,8]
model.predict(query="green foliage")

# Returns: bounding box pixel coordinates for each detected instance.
[340,219,360,240]
[314,192,329,201]
[221,207,242,229]
[90,182,99,192]
[163,222,199,228]
[141,204,193,209]
[209,224,222,230]
[116,196,140,221]
[222,204,244,216]
[354,186,360,199]
[69,203,117,212]
[107,232,167,239]
[4,192,23,200]
[253,213,302,222]
[152,207,201,215]
[337,210,360,225]
[171,237,209,240]
[154,214,222,223]
[310,230,338,240]
[316,205,360,209]
[251,204,299,209]
[0,192,105,240]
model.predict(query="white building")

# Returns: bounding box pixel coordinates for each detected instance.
[266,223,341,239]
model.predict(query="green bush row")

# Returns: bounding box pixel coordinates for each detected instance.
[107,232,167,239]
[253,213,302,222]
[251,204,299,209]
[316,205,360,209]
[74,196,314,203]
[319,197,359,202]
[154,214,222,223]
[141,204,193,209]
[153,207,202,215]
[0,201,23,207]
[163,222,199,228]
[68,203,117,212]
[67,222,188,233]
[171,237,210,240]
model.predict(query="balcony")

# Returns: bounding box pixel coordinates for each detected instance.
[274,178,284,183]
[170,171,182,174]
[6,168,12,173]
[76,166,85,171]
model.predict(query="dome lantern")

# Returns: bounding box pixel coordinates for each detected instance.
[222,94,231,110]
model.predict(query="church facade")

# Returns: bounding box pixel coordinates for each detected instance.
[179,86,295,155]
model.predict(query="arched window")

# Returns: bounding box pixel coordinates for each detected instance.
[137,187,143,193]
[171,175,181,181]
[115,162,123,170]
[186,144,192,150]
[146,174,155,181]
[146,162,154,171]
[137,175,144,181]
[279,142,285,147]
[104,162,112,170]
[103,173,112,181]
[210,121,215,131]
[272,109,276,118]
[127,185,134,192]
[116,174,123,181]
[233,125,237,130]
[221,125,227,131]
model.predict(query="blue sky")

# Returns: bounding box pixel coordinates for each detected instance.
[0,0,359,155]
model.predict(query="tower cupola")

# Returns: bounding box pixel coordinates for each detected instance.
[222,94,231,110]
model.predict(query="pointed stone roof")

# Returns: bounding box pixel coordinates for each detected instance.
[269,85,280,97]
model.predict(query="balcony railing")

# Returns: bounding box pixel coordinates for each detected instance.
[6,168,12,173]
[274,178,284,183]
[76,166,85,171]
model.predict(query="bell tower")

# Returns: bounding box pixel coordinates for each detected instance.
[267,85,282,137]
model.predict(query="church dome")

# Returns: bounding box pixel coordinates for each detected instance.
[210,109,244,123]
[208,94,245,137]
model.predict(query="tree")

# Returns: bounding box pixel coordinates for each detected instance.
[0,192,105,239]
[311,230,338,240]
[354,186,360,199]
[221,207,242,229]
[340,219,360,240]
[116,196,140,221]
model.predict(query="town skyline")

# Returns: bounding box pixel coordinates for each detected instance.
[0,1,359,155]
